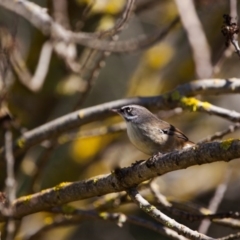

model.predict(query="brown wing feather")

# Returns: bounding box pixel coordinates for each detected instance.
[155,118,192,142]
[162,125,189,141]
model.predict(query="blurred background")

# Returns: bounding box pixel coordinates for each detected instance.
[1,0,240,239]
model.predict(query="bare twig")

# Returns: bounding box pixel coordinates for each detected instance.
[175,0,212,78]
[198,170,231,234]
[150,181,240,225]
[127,188,213,240]
[150,181,210,222]
[157,107,183,119]
[73,0,135,109]
[0,27,12,91]
[25,207,187,240]
[197,211,240,221]
[214,218,240,229]
[11,40,53,91]
[5,131,15,204]
[24,215,84,240]
[0,25,51,92]
[74,49,110,108]
[73,0,134,108]
[51,0,80,75]
[221,14,240,57]
[75,1,93,31]
[199,123,240,143]
[150,181,172,208]
[59,122,126,143]
[0,0,178,53]
[180,96,240,122]
[99,0,135,36]
[217,233,240,240]
[213,0,237,75]
[4,129,16,240]
[52,207,187,240]
[51,0,78,72]
[29,141,57,193]
[52,0,70,28]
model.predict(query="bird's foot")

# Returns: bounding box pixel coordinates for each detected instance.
[131,159,145,167]
[152,152,163,160]
[146,152,163,168]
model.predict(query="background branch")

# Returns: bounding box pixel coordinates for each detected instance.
[7,78,240,157]
[127,188,212,240]
[0,0,179,53]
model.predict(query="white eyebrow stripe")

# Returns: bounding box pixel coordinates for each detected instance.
[126,115,138,120]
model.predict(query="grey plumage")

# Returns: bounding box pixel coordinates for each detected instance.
[112,105,194,155]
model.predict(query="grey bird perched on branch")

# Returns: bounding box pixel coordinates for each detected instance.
[112,105,195,155]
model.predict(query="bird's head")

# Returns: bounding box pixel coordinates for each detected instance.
[112,105,154,123]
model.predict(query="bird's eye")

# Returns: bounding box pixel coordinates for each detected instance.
[125,107,132,113]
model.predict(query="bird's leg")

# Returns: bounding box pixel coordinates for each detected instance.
[146,152,163,168]
[131,160,145,167]
[154,152,164,159]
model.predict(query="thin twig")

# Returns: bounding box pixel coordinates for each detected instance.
[59,122,126,144]
[74,49,110,108]
[25,207,187,240]
[91,181,205,222]
[213,0,238,75]
[150,181,209,222]
[52,0,80,75]
[29,141,57,193]
[221,14,240,57]
[199,123,240,143]
[127,188,213,240]
[11,40,53,92]
[0,0,179,53]
[198,170,231,234]
[4,129,16,240]
[52,0,70,28]
[74,0,135,109]
[99,0,135,36]
[75,1,93,31]
[175,0,212,78]
[5,130,15,204]
[214,218,240,229]
[217,233,240,240]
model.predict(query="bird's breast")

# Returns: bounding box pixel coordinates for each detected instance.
[126,123,164,155]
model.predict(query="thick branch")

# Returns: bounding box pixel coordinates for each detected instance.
[0,139,240,221]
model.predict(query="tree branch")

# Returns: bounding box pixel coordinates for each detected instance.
[175,0,212,78]
[26,207,187,240]
[6,78,240,156]
[0,0,178,53]
[127,188,213,240]
[0,139,239,221]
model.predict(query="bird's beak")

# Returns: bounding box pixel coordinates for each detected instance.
[111,108,120,114]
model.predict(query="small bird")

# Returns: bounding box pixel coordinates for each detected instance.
[112,105,194,155]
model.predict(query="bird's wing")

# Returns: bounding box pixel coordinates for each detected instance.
[161,124,189,141]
